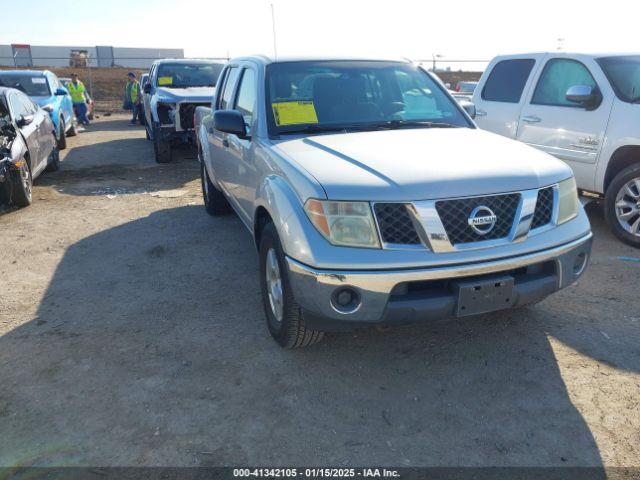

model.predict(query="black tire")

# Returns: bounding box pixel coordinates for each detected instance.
[45,146,60,172]
[604,163,640,248]
[153,124,171,163]
[66,122,77,137]
[200,155,231,216]
[10,158,33,207]
[259,222,324,348]
[56,118,67,150]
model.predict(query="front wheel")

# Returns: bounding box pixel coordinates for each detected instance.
[10,158,33,207]
[56,118,67,150]
[605,163,640,248]
[153,124,171,163]
[259,222,324,348]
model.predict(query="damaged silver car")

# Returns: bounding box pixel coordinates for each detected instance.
[1,87,59,208]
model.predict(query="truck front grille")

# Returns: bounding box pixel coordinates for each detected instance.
[179,103,208,130]
[531,187,554,229]
[374,203,422,245]
[436,193,521,245]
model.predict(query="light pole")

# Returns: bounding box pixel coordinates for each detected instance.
[432,53,443,71]
[271,3,278,59]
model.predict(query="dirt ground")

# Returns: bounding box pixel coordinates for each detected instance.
[0,115,638,469]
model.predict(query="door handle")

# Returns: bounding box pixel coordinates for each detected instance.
[522,115,541,123]
[475,109,487,117]
[222,138,229,148]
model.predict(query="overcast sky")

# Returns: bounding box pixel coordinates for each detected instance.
[3,0,638,66]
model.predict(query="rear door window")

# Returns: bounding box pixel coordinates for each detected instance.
[481,59,535,103]
[531,59,598,108]
[218,67,240,110]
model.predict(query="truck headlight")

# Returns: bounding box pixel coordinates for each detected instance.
[304,199,380,248]
[557,177,579,225]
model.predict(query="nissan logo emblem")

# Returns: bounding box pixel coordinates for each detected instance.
[468,206,498,235]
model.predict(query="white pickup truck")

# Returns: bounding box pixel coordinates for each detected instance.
[472,53,640,247]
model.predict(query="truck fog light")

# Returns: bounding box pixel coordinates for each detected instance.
[331,287,361,313]
[573,252,588,276]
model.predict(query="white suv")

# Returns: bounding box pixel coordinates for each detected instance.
[472,53,640,247]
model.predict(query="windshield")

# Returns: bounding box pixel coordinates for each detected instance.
[597,56,640,103]
[266,61,471,135]
[0,74,50,96]
[156,63,224,88]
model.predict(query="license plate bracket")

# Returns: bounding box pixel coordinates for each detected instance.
[454,274,515,317]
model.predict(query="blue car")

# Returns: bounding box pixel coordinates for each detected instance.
[0,70,76,150]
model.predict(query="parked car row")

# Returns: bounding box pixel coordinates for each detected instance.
[0,69,79,208]
[0,70,77,150]
[4,51,637,349]
[0,87,60,207]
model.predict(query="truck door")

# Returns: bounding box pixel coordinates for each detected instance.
[209,65,242,206]
[472,56,539,138]
[226,67,258,224]
[516,56,614,191]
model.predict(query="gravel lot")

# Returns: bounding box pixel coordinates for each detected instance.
[0,115,638,469]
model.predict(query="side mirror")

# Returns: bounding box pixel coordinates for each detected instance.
[460,100,476,119]
[55,88,67,96]
[143,83,152,94]
[16,114,34,128]
[566,85,600,109]
[213,110,247,138]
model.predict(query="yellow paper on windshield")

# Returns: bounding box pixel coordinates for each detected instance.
[158,76,173,86]
[272,101,318,126]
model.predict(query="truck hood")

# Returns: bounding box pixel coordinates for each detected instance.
[274,128,574,201]
[155,86,215,103]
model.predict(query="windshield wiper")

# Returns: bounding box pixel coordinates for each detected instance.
[375,120,461,129]
[278,124,356,135]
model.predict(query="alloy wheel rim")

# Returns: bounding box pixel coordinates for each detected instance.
[265,248,284,322]
[615,177,640,237]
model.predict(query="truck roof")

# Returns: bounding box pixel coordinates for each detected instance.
[229,55,413,65]
[493,52,640,59]
[151,58,226,66]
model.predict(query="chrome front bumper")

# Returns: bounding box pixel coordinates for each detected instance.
[286,233,593,329]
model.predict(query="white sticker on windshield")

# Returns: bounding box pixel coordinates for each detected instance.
[31,78,46,84]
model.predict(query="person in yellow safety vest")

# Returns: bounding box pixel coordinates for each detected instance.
[123,72,141,126]
[68,73,90,126]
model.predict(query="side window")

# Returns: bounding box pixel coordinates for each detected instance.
[234,69,257,134]
[531,59,598,108]
[482,59,535,103]
[9,94,27,119]
[20,96,36,114]
[219,67,240,110]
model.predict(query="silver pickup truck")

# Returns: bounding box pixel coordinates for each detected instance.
[195,56,592,348]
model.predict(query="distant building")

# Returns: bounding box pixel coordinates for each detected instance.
[0,44,185,68]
